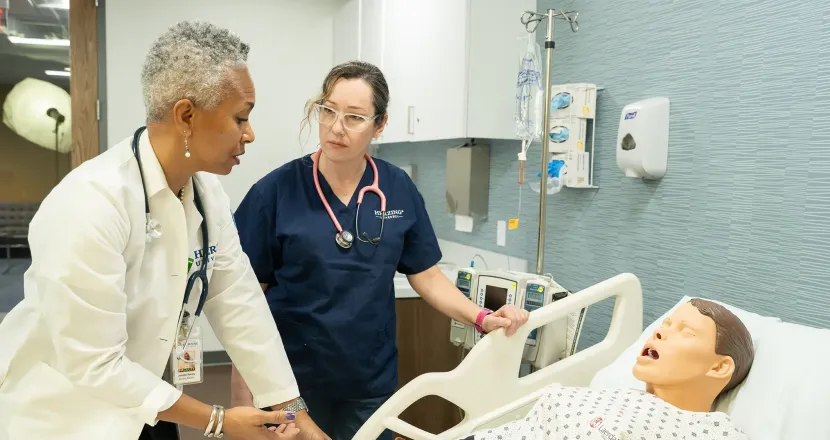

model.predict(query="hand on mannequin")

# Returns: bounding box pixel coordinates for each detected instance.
[482,305,530,336]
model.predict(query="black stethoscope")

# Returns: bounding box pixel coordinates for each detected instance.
[132,126,209,360]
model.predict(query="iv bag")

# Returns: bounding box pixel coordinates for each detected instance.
[515,34,544,141]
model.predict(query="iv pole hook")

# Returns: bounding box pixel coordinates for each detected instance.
[521,10,579,34]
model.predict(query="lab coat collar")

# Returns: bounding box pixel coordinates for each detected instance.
[183,174,205,228]
[137,128,172,199]
[136,129,205,236]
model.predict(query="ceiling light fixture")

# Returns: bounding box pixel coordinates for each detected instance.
[37,1,69,10]
[8,36,70,46]
[45,70,70,77]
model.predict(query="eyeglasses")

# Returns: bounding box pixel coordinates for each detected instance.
[313,103,377,133]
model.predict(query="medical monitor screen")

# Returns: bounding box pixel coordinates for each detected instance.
[484,285,508,311]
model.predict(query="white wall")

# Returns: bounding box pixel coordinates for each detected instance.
[106,0,339,208]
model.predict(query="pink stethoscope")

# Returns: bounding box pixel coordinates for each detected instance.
[312,148,387,249]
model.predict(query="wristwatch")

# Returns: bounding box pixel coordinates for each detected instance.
[474,309,493,335]
[280,397,308,413]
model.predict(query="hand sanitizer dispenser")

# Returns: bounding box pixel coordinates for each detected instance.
[616,97,670,179]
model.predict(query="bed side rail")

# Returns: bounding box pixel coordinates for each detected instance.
[354,272,644,440]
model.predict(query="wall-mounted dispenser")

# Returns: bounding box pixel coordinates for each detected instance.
[616,97,670,179]
[446,141,490,225]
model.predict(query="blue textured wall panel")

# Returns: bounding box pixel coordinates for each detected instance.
[378,0,830,349]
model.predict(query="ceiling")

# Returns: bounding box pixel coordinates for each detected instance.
[0,0,69,88]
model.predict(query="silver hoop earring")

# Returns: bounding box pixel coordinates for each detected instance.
[184,136,191,158]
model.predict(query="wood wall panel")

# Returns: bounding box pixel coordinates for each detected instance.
[69,0,99,168]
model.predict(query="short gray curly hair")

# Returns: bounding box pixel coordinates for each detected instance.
[141,21,250,123]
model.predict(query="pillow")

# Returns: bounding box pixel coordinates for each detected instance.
[588,295,830,440]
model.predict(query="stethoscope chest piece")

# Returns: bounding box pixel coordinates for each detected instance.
[145,214,163,243]
[336,230,354,249]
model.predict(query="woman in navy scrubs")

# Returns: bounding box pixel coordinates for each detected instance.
[230,61,529,440]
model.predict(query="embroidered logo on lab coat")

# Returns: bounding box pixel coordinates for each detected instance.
[188,246,217,273]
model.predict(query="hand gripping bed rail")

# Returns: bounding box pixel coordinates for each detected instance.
[353,273,644,440]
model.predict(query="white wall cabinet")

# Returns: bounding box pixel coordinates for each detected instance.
[333,0,536,143]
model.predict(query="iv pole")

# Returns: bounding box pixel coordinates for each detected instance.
[520,9,579,275]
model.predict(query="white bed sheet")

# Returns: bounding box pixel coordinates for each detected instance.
[590,295,830,440]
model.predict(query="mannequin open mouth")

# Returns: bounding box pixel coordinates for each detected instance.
[641,347,660,360]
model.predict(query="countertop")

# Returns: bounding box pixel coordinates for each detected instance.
[393,263,458,299]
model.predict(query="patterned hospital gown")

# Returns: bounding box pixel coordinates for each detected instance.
[469,386,749,440]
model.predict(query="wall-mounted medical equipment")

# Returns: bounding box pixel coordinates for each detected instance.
[446,142,490,223]
[542,83,599,190]
[450,267,585,369]
[530,158,567,195]
[616,97,670,179]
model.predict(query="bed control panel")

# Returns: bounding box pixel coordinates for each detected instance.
[523,283,546,346]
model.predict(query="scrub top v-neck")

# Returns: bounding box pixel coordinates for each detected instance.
[233,154,442,399]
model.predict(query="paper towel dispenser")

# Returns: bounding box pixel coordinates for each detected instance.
[446,142,490,221]
[616,97,670,179]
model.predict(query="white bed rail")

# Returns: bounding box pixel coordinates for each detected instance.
[354,273,644,440]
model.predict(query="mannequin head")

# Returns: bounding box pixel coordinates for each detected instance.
[632,299,754,412]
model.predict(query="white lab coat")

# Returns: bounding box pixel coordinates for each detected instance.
[0,130,299,439]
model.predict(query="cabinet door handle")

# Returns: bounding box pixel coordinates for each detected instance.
[407,106,416,134]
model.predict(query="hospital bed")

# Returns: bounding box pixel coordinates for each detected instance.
[355,273,830,440]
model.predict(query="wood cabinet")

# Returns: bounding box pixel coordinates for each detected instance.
[394,297,465,436]
[332,0,537,144]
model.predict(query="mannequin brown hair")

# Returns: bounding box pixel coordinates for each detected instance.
[688,298,755,395]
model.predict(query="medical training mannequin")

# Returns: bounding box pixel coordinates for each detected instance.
[464,299,755,440]
[0,21,326,440]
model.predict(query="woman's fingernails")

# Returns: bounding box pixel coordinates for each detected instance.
[286,412,296,421]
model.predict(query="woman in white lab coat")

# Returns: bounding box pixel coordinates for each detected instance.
[0,21,327,440]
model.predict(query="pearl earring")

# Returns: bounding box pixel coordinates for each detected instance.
[184,136,191,158]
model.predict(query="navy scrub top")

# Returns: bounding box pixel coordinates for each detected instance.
[233,154,442,399]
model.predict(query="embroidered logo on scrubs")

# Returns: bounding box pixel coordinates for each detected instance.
[375,209,405,219]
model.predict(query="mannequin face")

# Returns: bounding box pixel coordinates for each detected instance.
[633,303,735,388]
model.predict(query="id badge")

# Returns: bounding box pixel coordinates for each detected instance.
[171,324,203,386]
